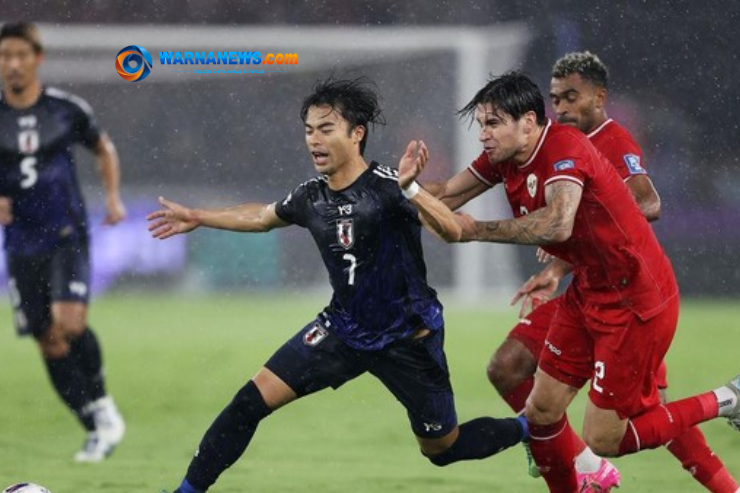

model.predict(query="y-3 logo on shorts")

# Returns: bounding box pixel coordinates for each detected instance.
[423,422,442,432]
[303,324,328,346]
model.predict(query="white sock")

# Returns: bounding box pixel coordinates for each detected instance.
[574,446,602,474]
[713,386,738,417]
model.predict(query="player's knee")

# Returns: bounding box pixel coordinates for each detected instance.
[37,328,70,359]
[487,341,536,395]
[56,317,85,337]
[228,380,273,424]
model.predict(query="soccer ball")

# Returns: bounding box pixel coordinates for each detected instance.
[2,484,51,493]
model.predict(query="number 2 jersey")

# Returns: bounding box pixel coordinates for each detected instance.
[0,87,100,256]
[469,119,678,321]
[275,162,443,350]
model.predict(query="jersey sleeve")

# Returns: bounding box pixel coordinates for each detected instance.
[541,134,592,189]
[601,132,647,180]
[70,95,102,149]
[274,181,311,227]
[467,151,501,187]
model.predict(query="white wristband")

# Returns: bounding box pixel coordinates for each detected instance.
[401,181,420,199]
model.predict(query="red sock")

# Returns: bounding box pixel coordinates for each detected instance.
[501,376,533,413]
[619,392,718,455]
[667,426,739,493]
[528,415,580,493]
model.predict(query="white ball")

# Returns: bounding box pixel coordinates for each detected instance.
[2,484,51,493]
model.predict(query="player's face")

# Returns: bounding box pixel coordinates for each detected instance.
[475,103,533,164]
[304,105,364,175]
[549,73,606,134]
[0,37,42,94]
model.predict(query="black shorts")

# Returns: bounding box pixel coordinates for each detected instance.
[265,320,457,438]
[5,240,90,337]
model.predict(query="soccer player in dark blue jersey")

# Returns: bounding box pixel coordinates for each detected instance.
[0,22,126,462]
[148,78,527,493]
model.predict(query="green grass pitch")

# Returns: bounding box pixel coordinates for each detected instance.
[0,294,738,492]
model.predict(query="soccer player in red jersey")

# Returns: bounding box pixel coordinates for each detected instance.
[407,71,740,493]
[481,52,738,492]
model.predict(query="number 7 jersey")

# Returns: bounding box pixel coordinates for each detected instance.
[275,161,443,350]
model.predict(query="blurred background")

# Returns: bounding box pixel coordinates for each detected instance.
[1,1,739,298]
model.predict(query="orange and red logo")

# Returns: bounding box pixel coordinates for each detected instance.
[115,45,153,81]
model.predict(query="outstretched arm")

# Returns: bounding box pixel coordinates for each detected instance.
[147,197,289,239]
[423,170,490,211]
[397,140,462,242]
[458,180,583,245]
[511,257,572,317]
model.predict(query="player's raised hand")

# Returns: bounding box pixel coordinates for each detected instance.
[0,196,14,225]
[104,194,127,225]
[147,196,200,239]
[398,140,429,189]
[510,271,558,318]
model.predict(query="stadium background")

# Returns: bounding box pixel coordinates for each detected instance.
[0,2,739,492]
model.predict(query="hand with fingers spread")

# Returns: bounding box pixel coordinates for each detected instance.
[535,247,554,263]
[147,196,200,239]
[510,269,559,318]
[398,140,429,190]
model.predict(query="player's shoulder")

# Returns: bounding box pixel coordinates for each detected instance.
[368,162,399,185]
[541,120,591,160]
[43,87,95,116]
[593,118,638,143]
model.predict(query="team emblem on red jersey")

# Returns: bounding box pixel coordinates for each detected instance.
[303,324,328,346]
[336,218,355,249]
[527,173,538,197]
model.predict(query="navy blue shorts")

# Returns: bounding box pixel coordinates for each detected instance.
[265,320,457,438]
[5,240,90,337]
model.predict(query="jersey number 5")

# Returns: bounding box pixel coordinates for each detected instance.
[19,157,39,189]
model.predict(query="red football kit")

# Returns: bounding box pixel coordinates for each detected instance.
[470,119,678,417]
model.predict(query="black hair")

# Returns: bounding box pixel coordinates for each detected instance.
[458,71,547,125]
[0,22,43,54]
[552,51,609,89]
[301,77,385,155]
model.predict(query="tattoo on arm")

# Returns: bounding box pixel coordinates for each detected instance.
[473,180,582,244]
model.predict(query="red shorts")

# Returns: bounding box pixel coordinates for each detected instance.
[537,289,679,419]
[507,298,558,358]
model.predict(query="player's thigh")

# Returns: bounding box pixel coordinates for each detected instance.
[49,240,90,333]
[369,328,457,441]
[6,251,52,337]
[264,320,365,401]
[526,368,579,425]
[587,298,678,419]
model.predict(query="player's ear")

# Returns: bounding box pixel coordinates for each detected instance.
[595,87,607,109]
[353,124,366,145]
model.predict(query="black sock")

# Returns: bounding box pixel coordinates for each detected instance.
[44,354,95,431]
[427,417,524,466]
[186,381,272,490]
[69,327,106,400]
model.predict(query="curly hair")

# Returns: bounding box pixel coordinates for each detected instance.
[552,51,608,89]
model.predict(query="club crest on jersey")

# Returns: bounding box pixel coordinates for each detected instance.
[553,159,575,171]
[336,218,355,249]
[623,154,645,175]
[526,174,538,197]
[303,324,328,346]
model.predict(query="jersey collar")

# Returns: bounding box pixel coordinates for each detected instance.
[587,118,613,139]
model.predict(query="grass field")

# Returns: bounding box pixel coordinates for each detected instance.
[0,294,738,492]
